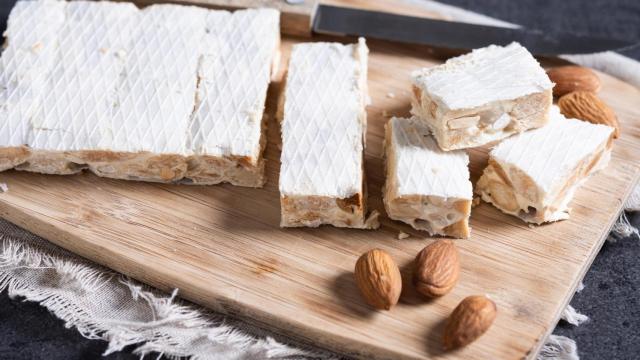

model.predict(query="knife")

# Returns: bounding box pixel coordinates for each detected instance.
[129,0,633,56]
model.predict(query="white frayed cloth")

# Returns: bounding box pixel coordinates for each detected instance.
[609,212,640,242]
[538,335,580,360]
[561,305,589,326]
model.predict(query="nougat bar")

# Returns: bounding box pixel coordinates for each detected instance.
[411,42,553,151]
[476,107,615,224]
[383,117,472,238]
[279,39,379,228]
[186,8,280,186]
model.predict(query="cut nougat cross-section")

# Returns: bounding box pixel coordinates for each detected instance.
[383,117,472,238]
[411,42,553,151]
[476,107,615,224]
[279,39,379,228]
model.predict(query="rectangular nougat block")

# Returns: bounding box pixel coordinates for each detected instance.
[476,107,615,224]
[411,42,553,151]
[186,8,280,186]
[279,39,379,228]
[383,117,472,238]
[0,0,280,187]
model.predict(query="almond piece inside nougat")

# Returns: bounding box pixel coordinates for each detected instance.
[279,39,379,229]
[476,107,615,224]
[411,42,553,151]
[384,117,472,238]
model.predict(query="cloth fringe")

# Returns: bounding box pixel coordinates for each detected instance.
[0,236,334,360]
[537,335,580,360]
[561,305,589,326]
[608,212,639,242]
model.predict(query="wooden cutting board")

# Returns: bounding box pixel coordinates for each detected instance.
[0,35,639,360]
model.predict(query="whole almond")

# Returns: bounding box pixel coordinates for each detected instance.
[354,248,402,310]
[558,91,620,138]
[413,240,460,298]
[443,295,497,350]
[547,66,601,97]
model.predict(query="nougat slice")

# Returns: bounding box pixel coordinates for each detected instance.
[279,39,379,228]
[411,42,553,151]
[186,8,280,186]
[476,107,615,224]
[383,117,473,238]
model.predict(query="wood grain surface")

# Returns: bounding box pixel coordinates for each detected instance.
[0,36,638,360]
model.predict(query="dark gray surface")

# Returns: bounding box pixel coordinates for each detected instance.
[554,213,640,359]
[1,1,639,360]
[441,0,640,60]
[0,297,136,360]
[314,4,633,56]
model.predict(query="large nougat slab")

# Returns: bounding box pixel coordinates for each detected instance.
[279,39,378,228]
[384,117,472,238]
[0,0,279,187]
[476,107,615,224]
[411,42,553,151]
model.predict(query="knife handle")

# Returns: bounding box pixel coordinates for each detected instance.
[130,0,319,36]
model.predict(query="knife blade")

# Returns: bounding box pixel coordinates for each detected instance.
[313,4,634,56]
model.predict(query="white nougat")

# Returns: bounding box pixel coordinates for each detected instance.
[476,106,615,224]
[187,8,280,185]
[279,38,378,229]
[0,0,67,170]
[384,117,472,238]
[0,0,280,186]
[411,42,553,151]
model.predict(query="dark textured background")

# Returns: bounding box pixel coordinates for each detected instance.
[0,1,639,359]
